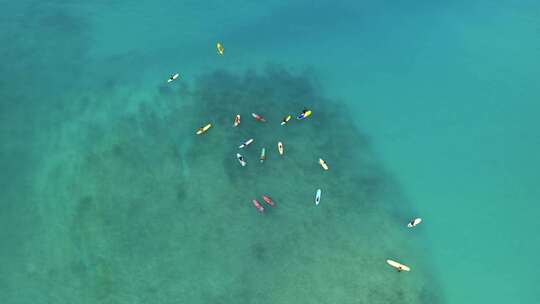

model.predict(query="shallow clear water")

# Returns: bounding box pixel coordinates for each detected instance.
[1,1,539,303]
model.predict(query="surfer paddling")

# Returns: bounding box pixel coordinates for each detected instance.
[238,138,254,149]
[216,42,225,55]
[252,113,266,122]
[252,199,264,213]
[297,108,312,120]
[260,148,266,163]
[407,218,422,228]
[386,259,411,272]
[262,195,275,207]
[237,153,246,167]
[281,115,291,125]
[167,73,179,83]
[233,114,241,127]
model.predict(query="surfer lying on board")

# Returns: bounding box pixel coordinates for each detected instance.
[387,259,410,272]
[297,108,312,120]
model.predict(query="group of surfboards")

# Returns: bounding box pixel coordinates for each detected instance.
[234,111,308,161]
[233,110,312,162]
[236,110,323,212]
[195,108,322,211]
[172,41,423,273]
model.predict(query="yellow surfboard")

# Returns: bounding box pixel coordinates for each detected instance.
[386,259,410,272]
[297,109,312,120]
[216,42,224,55]
[196,123,212,135]
[319,158,329,170]
[281,115,291,126]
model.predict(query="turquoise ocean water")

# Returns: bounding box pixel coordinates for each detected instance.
[1,1,539,303]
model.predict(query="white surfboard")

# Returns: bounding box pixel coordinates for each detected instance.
[260,148,266,163]
[167,73,179,83]
[315,189,321,205]
[233,114,241,127]
[237,153,246,167]
[386,259,410,272]
[407,218,422,228]
[239,138,254,149]
[278,141,284,155]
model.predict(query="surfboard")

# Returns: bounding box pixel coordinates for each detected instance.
[237,153,246,167]
[233,114,241,127]
[239,138,254,149]
[297,110,312,120]
[281,115,291,125]
[196,123,212,135]
[260,148,266,163]
[216,42,224,55]
[386,259,410,272]
[252,113,266,122]
[319,158,329,170]
[315,189,321,205]
[167,73,179,83]
[278,142,284,155]
[407,218,422,228]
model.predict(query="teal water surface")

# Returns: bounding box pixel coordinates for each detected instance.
[1,1,539,303]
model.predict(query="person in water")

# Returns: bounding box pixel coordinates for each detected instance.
[297,108,310,119]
